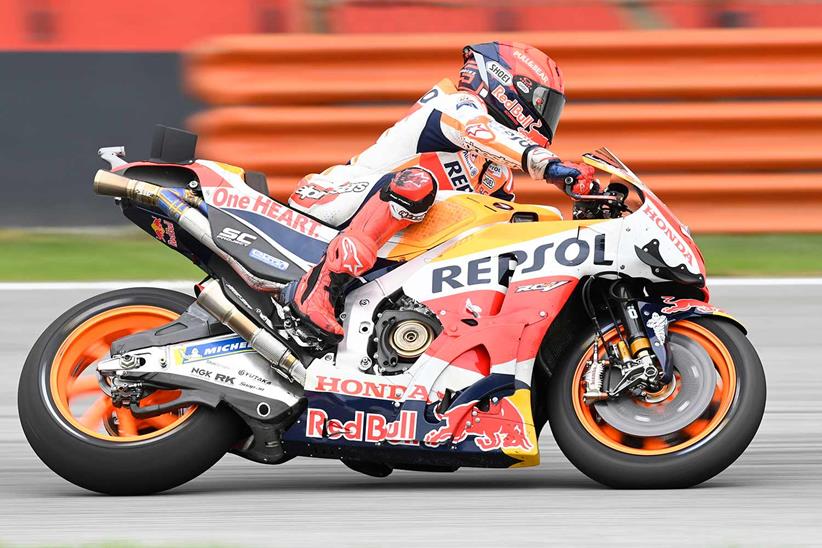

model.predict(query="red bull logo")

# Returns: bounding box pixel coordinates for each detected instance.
[305,408,417,445]
[424,397,532,452]
[150,216,177,247]
[660,296,719,315]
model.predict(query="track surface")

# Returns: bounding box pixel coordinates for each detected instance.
[1,284,820,546]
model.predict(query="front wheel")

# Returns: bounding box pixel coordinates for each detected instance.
[547,317,766,488]
[18,288,244,495]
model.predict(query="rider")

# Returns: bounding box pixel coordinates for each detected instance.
[286,41,596,341]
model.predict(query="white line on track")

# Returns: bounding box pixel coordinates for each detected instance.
[708,278,822,286]
[0,281,194,291]
[0,278,821,291]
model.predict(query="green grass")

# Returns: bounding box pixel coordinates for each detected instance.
[0,230,201,281]
[694,234,822,276]
[0,231,820,281]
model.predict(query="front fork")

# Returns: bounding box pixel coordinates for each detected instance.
[583,282,672,403]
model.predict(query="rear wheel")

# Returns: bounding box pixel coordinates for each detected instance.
[547,317,766,488]
[18,288,243,495]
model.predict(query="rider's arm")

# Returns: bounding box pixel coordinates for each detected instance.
[437,92,595,195]
[437,92,558,180]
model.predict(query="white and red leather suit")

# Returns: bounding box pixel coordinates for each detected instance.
[287,43,594,340]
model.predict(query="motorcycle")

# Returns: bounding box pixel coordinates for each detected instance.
[18,126,766,494]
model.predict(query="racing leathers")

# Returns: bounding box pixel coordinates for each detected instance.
[287,78,593,340]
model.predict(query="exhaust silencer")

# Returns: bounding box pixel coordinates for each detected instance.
[197,280,307,385]
[93,170,161,206]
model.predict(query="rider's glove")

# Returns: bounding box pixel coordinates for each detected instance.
[545,160,598,196]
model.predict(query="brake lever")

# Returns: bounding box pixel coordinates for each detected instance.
[564,177,619,202]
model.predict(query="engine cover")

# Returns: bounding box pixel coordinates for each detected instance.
[373,310,442,374]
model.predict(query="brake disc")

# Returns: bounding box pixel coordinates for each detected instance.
[594,333,717,437]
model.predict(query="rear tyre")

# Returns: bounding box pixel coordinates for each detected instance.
[18,288,244,495]
[547,317,766,488]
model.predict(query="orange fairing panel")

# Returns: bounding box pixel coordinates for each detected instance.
[385,194,562,261]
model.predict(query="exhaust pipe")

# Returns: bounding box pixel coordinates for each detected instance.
[93,170,284,294]
[94,169,161,205]
[94,171,303,380]
[197,280,307,385]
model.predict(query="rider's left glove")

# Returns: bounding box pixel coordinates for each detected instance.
[545,160,598,196]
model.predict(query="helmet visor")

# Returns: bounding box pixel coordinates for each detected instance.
[514,75,566,142]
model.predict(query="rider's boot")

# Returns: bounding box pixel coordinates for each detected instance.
[289,167,437,341]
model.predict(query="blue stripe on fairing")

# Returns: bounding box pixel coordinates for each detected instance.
[417,110,461,154]
[226,208,328,264]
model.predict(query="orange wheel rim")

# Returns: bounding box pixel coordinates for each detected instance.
[572,321,736,456]
[49,305,196,442]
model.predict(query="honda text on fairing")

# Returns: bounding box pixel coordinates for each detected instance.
[18,128,766,494]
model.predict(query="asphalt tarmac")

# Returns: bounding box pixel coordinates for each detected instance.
[1,283,820,547]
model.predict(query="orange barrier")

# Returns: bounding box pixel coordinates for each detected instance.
[186,28,822,104]
[191,101,822,176]
[258,173,822,233]
[185,29,822,233]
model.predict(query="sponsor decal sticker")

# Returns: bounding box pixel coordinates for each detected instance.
[516,79,531,94]
[179,336,253,364]
[486,60,513,85]
[424,397,532,451]
[513,50,550,84]
[443,159,472,192]
[340,237,364,274]
[643,206,695,266]
[460,151,480,178]
[311,375,442,402]
[211,188,321,237]
[191,367,236,385]
[515,280,570,293]
[465,122,495,142]
[390,203,426,221]
[456,96,479,110]
[487,163,504,177]
[306,408,417,444]
[431,235,613,294]
[491,85,543,136]
[293,181,369,201]
[249,248,289,271]
[660,296,719,315]
[647,312,668,344]
[216,227,258,247]
[150,217,178,248]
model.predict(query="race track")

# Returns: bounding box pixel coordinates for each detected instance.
[1,283,820,546]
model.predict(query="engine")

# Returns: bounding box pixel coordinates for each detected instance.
[370,295,442,374]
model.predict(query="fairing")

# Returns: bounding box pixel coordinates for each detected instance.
[105,147,723,470]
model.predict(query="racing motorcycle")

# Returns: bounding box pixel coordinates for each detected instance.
[18,126,766,494]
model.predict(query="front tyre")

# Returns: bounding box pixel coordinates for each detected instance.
[18,288,243,495]
[547,318,766,488]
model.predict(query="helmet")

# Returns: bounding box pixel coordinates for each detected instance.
[459,41,566,147]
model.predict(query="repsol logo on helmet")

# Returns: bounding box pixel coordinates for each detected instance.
[431,235,612,293]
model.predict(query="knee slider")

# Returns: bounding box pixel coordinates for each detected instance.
[380,167,437,222]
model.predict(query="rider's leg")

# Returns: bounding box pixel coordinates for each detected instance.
[291,167,437,339]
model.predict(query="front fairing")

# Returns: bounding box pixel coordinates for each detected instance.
[583,149,707,294]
